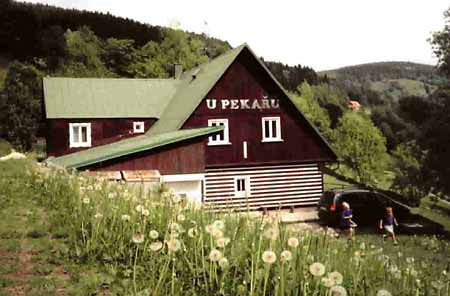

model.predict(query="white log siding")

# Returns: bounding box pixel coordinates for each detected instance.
[204,163,323,210]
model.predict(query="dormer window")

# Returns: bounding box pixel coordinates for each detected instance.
[69,123,91,148]
[208,119,230,145]
[262,117,282,142]
[133,121,145,133]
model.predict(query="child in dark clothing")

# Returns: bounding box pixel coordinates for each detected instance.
[340,202,356,239]
[379,207,399,244]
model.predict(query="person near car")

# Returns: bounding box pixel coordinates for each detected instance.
[379,207,399,245]
[340,202,354,239]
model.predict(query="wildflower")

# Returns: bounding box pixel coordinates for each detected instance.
[322,277,334,288]
[135,204,143,213]
[309,262,325,276]
[132,234,145,244]
[149,241,163,252]
[149,230,159,239]
[213,220,225,230]
[205,224,214,233]
[209,249,223,262]
[188,227,198,238]
[142,209,150,217]
[218,257,229,269]
[212,228,224,239]
[107,192,116,199]
[262,251,277,264]
[287,237,299,248]
[172,194,181,204]
[121,214,131,221]
[177,214,186,221]
[397,252,403,258]
[216,237,231,248]
[87,185,93,191]
[169,222,182,233]
[166,238,181,252]
[82,197,90,204]
[94,213,103,219]
[280,250,292,263]
[376,289,392,296]
[328,271,343,285]
[330,285,347,296]
[264,227,279,240]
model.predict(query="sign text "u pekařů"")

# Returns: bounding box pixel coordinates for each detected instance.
[206,98,280,110]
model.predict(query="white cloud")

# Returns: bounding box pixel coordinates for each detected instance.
[17,0,449,70]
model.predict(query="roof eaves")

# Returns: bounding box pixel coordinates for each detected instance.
[48,126,224,169]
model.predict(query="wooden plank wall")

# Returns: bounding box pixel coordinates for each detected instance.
[203,163,323,210]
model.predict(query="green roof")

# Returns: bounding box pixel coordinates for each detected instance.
[43,77,181,118]
[47,126,223,169]
[147,44,246,135]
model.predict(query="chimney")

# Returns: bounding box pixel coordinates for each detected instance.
[174,64,183,79]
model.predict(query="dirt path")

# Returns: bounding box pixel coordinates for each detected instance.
[0,198,70,296]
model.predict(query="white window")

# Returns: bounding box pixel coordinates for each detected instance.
[235,176,250,197]
[69,123,91,148]
[261,117,282,142]
[133,121,145,133]
[208,119,230,145]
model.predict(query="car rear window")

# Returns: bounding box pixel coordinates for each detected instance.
[320,191,336,206]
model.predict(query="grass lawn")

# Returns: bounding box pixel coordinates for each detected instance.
[1,159,450,295]
[411,197,450,232]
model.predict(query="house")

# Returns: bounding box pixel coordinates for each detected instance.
[44,44,337,210]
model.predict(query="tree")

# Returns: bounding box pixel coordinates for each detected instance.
[391,143,423,205]
[430,6,450,77]
[60,26,113,77]
[1,62,43,150]
[332,112,388,185]
[291,82,332,139]
[102,38,138,77]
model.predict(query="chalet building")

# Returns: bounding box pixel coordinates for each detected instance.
[44,44,337,210]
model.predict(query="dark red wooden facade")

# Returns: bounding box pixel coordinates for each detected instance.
[85,139,205,175]
[47,118,155,157]
[183,49,335,168]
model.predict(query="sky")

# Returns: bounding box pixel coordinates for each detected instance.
[18,0,450,71]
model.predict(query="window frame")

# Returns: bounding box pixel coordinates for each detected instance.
[133,121,145,133]
[261,116,283,142]
[235,176,250,198]
[69,122,92,148]
[207,119,231,146]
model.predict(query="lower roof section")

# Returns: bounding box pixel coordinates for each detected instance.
[46,126,223,169]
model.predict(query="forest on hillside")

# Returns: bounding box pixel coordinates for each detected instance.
[0,0,450,202]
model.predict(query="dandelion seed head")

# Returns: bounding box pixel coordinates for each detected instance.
[142,209,150,217]
[177,214,185,221]
[218,257,229,269]
[132,234,145,244]
[309,262,325,276]
[212,228,224,239]
[149,230,159,239]
[216,237,231,248]
[280,250,292,263]
[94,213,103,219]
[262,251,277,264]
[209,249,223,262]
[376,289,392,296]
[135,204,143,213]
[321,277,334,288]
[213,220,225,230]
[264,227,279,241]
[287,237,299,248]
[330,285,347,296]
[166,238,181,252]
[121,214,131,221]
[149,241,163,252]
[82,197,90,204]
[328,271,343,285]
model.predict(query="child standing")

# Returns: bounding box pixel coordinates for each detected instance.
[340,202,355,240]
[379,207,399,245]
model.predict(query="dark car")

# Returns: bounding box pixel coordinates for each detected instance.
[317,189,443,234]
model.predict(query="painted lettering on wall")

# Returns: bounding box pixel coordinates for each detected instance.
[206,98,280,110]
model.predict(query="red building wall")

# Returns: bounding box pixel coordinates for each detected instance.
[84,140,205,175]
[183,50,335,168]
[47,118,156,157]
